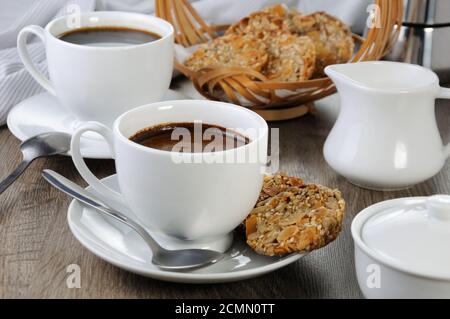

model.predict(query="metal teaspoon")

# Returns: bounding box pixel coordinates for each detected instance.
[0,132,71,195]
[42,169,225,271]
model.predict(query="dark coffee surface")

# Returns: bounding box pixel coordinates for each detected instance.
[129,122,250,153]
[59,26,161,47]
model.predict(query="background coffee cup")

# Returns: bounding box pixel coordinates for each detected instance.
[17,12,174,128]
[70,100,268,252]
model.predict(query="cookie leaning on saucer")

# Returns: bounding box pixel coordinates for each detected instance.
[245,173,345,257]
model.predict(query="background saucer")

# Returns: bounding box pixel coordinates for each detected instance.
[7,90,188,159]
[67,174,303,284]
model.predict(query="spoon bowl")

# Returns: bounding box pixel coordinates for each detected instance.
[20,132,72,157]
[152,249,224,270]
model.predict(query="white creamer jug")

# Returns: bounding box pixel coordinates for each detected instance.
[324,61,450,190]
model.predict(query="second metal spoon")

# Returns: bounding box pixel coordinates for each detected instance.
[42,170,224,271]
[0,132,71,195]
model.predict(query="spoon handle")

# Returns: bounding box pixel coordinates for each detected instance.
[41,170,166,254]
[0,159,32,195]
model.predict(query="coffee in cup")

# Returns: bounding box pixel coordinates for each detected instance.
[129,122,250,153]
[59,26,161,47]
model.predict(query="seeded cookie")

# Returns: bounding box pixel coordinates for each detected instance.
[245,173,345,257]
[225,4,289,39]
[264,33,316,82]
[186,6,352,82]
[185,34,268,72]
[225,5,317,82]
[290,12,355,77]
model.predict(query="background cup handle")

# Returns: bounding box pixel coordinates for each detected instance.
[71,122,126,207]
[437,87,450,158]
[17,25,56,96]
[437,87,450,99]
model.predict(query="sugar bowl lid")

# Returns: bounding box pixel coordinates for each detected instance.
[353,195,450,279]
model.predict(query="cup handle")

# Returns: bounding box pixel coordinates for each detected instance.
[17,25,56,96]
[437,87,450,158]
[71,122,126,207]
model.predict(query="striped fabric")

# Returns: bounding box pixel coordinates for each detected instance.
[0,0,95,125]
[0,0,369,125]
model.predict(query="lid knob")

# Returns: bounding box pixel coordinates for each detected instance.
[427,195,450,221]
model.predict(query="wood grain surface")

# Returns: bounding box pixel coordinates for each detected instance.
[0,97,449,299]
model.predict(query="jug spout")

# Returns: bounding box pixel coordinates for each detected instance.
[324,64,357,91]
[324,62,387,92]
[324,63,375,100]
[324,63,353,82]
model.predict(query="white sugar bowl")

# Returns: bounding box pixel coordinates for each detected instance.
[351,195,450,299]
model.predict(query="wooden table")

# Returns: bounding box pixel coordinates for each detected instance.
[1,95,449,299]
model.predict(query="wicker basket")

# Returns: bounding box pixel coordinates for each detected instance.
[156,0,403,121]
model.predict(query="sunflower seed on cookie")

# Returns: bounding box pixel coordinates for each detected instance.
[245,174,345,257]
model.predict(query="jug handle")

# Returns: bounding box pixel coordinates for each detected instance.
[437,87,450,158]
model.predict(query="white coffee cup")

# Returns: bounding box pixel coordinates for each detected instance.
[17,12,174,128]
[70,100,268,252]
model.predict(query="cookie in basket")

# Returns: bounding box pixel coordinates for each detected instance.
[290,12,355,77]
[225,4,289,39]
[185,33,268,72]
[225,5,316,82]
[245,173,345,257]
[264,33,316,82]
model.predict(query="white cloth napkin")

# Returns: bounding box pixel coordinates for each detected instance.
[0,0,370,125]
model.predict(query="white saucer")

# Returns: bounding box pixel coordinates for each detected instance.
[67,174,304,284]
[7,90,188,159]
